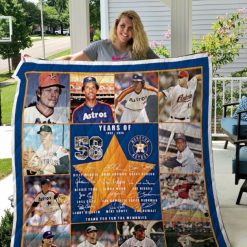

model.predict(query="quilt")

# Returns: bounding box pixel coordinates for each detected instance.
[11,54,230,247]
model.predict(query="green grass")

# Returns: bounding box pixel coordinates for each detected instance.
[0,72,13,83]
[0,158,12,180]
[47,48,71,60]
[1,83,17,125]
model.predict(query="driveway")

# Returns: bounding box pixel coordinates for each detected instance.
[0,36,70,72]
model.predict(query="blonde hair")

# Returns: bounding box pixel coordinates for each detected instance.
[110,10,149,60]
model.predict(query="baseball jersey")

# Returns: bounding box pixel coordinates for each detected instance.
[120,236,157,247]
[173,183,193,199]
[72,101,114,123]
[163,76,197,119]
[175,146,201,173]
[84,39,158,61]
[32,190,61,213]
[24,105,69,124]
[35,144,69,174]
[118,86,157,111]
[77,240,104,247]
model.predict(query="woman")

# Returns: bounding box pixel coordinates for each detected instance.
[61,10,159,61]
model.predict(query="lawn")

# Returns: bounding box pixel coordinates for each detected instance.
[1,83,17,125]
[0,158,12,180]
[47,48,71,60]
[0,72,14,83]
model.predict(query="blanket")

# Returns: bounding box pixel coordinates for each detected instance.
[11,54,230,247]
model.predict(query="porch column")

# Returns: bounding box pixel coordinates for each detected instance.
[171,0,192,57]
[69,0,90,53]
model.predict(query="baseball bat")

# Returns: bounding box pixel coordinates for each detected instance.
[164,128,175,155]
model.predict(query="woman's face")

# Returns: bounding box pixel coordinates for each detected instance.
[116,16,133,45]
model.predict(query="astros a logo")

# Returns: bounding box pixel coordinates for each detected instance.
[128,135,152,160]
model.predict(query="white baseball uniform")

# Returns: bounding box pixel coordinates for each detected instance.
[173,146,201,174]
[77,240,104,247]
[120,236,157,247]
[31,190,63,225]
[163,76,197,121]
[35,144,69,174]
[117,85,157,123]
[24,105,69,124]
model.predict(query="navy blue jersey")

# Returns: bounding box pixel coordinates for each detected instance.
[72,101,114,123]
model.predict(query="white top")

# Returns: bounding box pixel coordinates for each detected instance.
[120,236,157,247]
[33,190,61,213]
[163,76,197,118]
[118,86,157,111]
[24,105,69,124]
[174,146,201,173]
[77,240,104,247]
[35,144,69,174]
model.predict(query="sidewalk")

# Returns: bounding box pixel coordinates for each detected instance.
[0,126,13,159]
[0,173,13,219]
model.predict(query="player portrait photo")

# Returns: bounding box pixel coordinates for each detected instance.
[24,72,70,124]
[165,221,217,247]
[117,221,166,247]
[159,123,202,174]
[23,124,70,175]
[159,68,202,123]
[24,175,70,227]
[23,224,70,247]
[115,72,158,123]
[71,222,117,247]
[160,174,209,220]
[70,73,114,123]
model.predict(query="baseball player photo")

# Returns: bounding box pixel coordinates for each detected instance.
[23,124,70,175]
[119,222,161,247]
[24,176,70,226]
[159,123,202,174]
[71,75,114,123]
[159,69,202,123]
[160,174,209,218]
[71,222,117,247]
[117,221,166,247]
[23,225,70,247]
[115,73,158,123]
[165,221,217,247]
[24,72,70,124]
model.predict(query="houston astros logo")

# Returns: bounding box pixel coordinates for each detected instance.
[128,135,152,160]
[49,73,57,80]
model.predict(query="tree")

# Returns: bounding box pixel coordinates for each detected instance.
[193,9,247,76]
[90,0,100,29]
[0,209,13,247]
[22,1,40,30]
[46,0,69,34]
[0,0,32,70]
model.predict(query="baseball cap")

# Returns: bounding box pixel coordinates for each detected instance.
[41,178,51,185]
[132,73,144,82]
[38,73,65,88]
[134,224,146,232]
[86,226,98,233]
[174,133,187,141]
[82,76,99,91]
[43,231,55,239]
[178,70,189,78]
[37,125,52,134]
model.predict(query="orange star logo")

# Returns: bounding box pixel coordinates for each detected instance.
[73,135,155,213]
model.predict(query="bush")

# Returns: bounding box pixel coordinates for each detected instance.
[0,209,13,247]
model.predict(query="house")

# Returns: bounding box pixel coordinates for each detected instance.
[100,0,247,76]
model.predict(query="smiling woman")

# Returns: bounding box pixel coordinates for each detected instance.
[59,10,159,61]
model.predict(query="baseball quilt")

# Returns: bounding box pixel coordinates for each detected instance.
[11,54,230,247]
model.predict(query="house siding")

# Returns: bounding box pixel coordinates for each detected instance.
[104,0,247,76]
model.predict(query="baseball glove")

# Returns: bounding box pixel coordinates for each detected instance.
[23,148,42,173]
[57,194,69,204]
